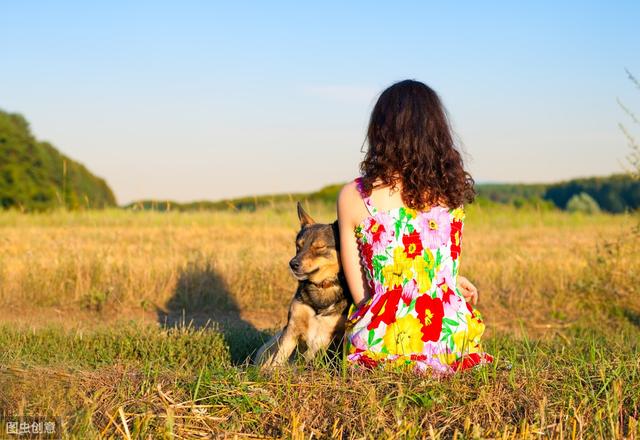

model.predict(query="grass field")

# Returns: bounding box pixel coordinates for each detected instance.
[0,203,639,439]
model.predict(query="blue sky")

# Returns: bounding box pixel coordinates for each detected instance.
[2,1,639,203]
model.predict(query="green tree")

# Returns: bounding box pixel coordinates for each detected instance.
[0,109,116,210]
[566,192,601,214]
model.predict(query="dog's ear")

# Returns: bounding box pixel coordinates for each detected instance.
[297,201,315,227]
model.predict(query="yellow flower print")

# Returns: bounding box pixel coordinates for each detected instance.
[451,207,465,221]
[413,249,435,292]
[466,312,485,341]
[437,351,458,365]
[452,314,485,354]
[405,208,418,219]
[452,330,471,354]
[382,313,424,355]
[382,246,414,288]
[391,357,411,369]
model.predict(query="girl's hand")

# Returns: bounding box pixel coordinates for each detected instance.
[458,275,478,305]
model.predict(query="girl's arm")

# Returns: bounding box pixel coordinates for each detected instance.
[337,182,370,306]
[458,275,478,305]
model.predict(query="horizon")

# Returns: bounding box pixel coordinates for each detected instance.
[2,1,639,204]
[121,172,627,206]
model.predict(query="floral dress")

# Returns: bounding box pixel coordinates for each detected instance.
[345,177,493,376]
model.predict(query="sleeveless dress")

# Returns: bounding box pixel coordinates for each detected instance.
[345,177,493,376]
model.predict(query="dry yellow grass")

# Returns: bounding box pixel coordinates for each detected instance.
[0,204,639,438]
[0,203,636,333]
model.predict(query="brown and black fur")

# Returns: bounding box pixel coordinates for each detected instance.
[254,202,352,367]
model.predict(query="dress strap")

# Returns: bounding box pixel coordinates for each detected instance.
[354,177,378,216]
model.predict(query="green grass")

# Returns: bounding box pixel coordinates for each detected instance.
[0,323,231,369]
[1,321,639,438]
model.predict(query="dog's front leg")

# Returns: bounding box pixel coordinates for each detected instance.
[303,313,344,362]
[268,324,300,366]
[270,299,315,365]
[258,299,314,367]
[255,327,298,367]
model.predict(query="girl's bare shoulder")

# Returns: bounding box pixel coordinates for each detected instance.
[337,180,364,224]
[338,180,360,204]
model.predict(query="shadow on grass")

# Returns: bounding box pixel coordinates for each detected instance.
[623,308,640,328]
[157,260,270,364]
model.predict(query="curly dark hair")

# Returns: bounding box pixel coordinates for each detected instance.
[359,79,475,209]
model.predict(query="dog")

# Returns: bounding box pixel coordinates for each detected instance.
[254,202,352,367]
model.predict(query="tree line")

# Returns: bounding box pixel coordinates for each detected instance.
[0,110,116,210]
[477,175,639,213]
[2,108,637,213]
[127,177,639,214]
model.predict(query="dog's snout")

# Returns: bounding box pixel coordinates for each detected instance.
[289,258,300,271]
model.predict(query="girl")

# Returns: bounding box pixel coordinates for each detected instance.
[337,80,493,375]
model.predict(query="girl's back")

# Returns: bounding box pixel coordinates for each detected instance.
[343,176,491,375]
[337,79,493,376]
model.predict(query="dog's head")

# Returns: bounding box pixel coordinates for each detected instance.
[289,202,340,284]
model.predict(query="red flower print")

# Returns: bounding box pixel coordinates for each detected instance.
[367,285,402,330]
[368,221,386,244]
[402,230,423,259]
[450,219,463,260]
[451,353,480,371]
[360,242,374,274]
[451,352,494,371]
[415,294,444,342]
[358,354,378,369]
[438,280,455,304]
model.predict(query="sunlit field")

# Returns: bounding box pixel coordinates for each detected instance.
[0,204,638,438]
